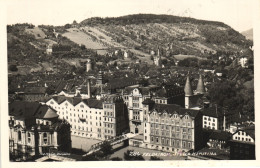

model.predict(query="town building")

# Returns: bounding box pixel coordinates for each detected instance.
[46,94,128,140]
[123,84,160,134]
[154,84,185,106]
[129,99,204,153]
[229,126,255,160]
[22,87,50,102]
[9,101,71,160]
[202,106,233,131]
[207,131,231,149]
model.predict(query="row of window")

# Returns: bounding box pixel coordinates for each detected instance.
[104,129,114,134]
[104,111,114,117]
[204,121,215,126]
[151,113,190,120]
[150,123,191,129]
[51,104,101,114]
[204,117,216,122]
[104,123,113,128]
[150,136,192,148]
[150,118,191,125]
[155,99,167,104]
[133,116,140,120]
[104,104,113,109]
[234,136,252,142]
[17,131,48,145]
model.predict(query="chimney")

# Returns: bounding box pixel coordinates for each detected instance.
[87,78,91,98]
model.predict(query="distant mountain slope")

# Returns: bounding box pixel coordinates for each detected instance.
[241,28,253,41]
[77,14,251,57]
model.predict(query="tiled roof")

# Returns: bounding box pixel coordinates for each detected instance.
[202,106,223,118]
[151,104,200,118]
[82,99,103,109]
[34,105,58,119]
[9,101,59,120]
[24,87,47,94]
[155,85,184,98]
[9,101,40,118]
[52,96,82,106]
[209,131,232,141]
[142,98,155,105]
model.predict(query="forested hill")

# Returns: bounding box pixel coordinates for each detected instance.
[78,14,252,56]
[80,14,228,27]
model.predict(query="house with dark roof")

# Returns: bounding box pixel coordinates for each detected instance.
[202,105,234,131]
[229,126,255,160]
[153,84,185,107]
[23,87,49,102]
[207,130,232,149]
[9,101,71,160]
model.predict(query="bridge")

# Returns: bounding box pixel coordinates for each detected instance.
[83,133,136,156]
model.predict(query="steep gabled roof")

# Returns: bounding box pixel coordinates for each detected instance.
[82,99,103,109]
[202,106,224,118]
[34,105,58,119]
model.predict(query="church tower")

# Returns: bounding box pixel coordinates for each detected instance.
[184,73,193,109]
[196,74,206,94]
[154,48,162,67]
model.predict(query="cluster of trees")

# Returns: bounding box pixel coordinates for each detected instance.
[208,65,254,121]
[200,25,251,46]
[80,14,227,27]
[52,44,72,52]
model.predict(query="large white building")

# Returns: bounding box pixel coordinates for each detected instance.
[46,95,128,140]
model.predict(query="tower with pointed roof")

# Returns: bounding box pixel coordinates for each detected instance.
[196,74,206,94]
[184,73,193,109]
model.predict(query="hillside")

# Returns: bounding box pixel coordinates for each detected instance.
[241,28,253,41]
[7,14,252,69]
[76,14,251,58]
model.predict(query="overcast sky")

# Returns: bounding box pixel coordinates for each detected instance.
[5,0,257,32]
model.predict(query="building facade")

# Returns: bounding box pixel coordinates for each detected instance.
[46,95,128,140]
[123,85,159,134]
[9,101,71,159]
[129,99,203,153]
[229,126,255,160]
